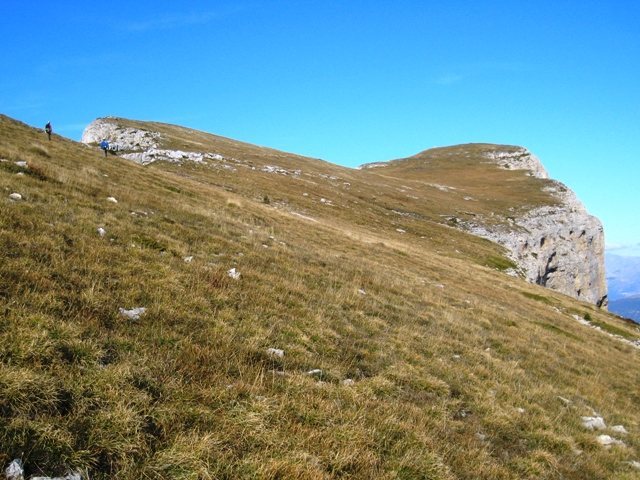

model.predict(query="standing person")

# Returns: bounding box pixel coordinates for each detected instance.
[44,122,52,141]
[100,139,109,157]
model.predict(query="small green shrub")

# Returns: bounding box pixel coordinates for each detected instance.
[131,234,167,252]
[484,255,517,271]
[521,291,552,304]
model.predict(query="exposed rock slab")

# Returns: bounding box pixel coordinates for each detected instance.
[120,148,224,166]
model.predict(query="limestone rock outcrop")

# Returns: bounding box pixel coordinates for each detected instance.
[81,118,160,151]
[484,149,549,179]
[81,118,228,166]
[468,148,607,307]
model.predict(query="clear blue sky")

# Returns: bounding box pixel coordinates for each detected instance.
[2,1,639,253]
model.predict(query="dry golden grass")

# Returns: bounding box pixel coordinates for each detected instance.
[1,114,639,479]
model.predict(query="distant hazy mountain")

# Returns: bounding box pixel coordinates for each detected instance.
[606,253,640,299]
[606,252,640,322]
[608,295,640,323]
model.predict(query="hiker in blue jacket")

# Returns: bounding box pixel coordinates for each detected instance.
[100,139,109,157]
[44,122,52,141]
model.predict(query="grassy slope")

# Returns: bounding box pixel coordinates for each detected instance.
[1,114,639,479]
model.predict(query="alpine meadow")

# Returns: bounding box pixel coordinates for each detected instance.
[1,114,639,480]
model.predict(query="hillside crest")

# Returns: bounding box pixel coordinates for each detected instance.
[83,118,607,306]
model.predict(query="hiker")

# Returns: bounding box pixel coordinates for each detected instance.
[100,139,109,157]
[44,122,52,141]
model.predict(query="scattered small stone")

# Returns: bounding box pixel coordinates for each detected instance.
[183,256,194,263]
[557,396,572,405]
[358,288,366,295]
[611,425,628,434]
[5,459,23,480]
[266,348,284,358]
[396,228,406,233]
[572,314,591,326]
[516,407,526,414]
[307,369,322,376]
[15,161,28,168]
[106,196,118,203]
[342,379,355,386]
[227,268,241,280]
[582,416,606,430]
[31,473,82,480]
[626,461,640,470]
[457,409,472,418]
[475,432,487,442]
[9,192,22,200]
[16,172,24,176]
[119,307,146,320]
[597,434,625,447]
[452,354,461,359]
[97,227,106,237]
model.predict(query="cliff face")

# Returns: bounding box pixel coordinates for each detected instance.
[467,149,608,307]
